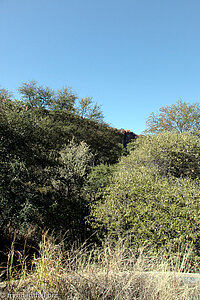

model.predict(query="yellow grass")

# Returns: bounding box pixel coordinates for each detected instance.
[1,233,200,299]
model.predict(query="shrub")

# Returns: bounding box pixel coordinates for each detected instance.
[90,133,200,261]
[127,132,200,179]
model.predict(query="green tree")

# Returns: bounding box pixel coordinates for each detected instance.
[45,139,94,241]
[145,99,200,134]
[18,81,54,108]
[78,97,104,122]
[0,87,13,100]
[18,81,77,113]
[50,86,77,112]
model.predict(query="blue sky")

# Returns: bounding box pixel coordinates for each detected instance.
[1,0,200,134]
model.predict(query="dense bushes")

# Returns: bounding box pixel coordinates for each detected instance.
[126,132,200,179]
[90,133,200,261]
[1,85,200,269]
[0,88,123,248]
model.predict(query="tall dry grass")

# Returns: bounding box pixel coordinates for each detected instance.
[1,233,199,299]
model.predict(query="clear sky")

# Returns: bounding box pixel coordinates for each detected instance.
[1,0,200,134]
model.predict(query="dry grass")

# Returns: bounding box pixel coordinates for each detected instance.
[1,233,199,299]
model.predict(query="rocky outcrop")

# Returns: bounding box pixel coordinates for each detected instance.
[112,128,137,147]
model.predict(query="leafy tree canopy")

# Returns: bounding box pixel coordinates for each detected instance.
[50,86,77,112]
[18,81,54,109]
[145,99,200,134]
[78,97,104,123]
[18,81,104,123]
[127,132,200,179]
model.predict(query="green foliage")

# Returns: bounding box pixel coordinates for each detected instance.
[18,81,104,122]
[17,80,122,164]
[128,132,200,179]
[78,97,104,122]
[43,140,94,241]
[18,81,78,113]
[2,81,200,269]
[90,133,200,259]
[0,97,54,240]
[59,139,93,178]
[0,117,94,242]
[34,109,122,165]
[0,84,123,247]
[86,163,115,202]
[145,99,200,134]
[49,86,77,112]
[18,81,54,108]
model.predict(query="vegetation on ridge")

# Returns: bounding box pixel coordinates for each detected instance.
[0,83,200,298]
[0,82,123,250]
